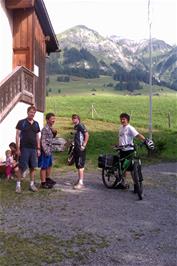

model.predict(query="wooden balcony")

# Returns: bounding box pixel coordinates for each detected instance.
[0,66,35,122]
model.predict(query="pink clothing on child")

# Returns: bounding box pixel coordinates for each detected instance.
[5,156,13,177]
[5,165,13,177]
[6,156,13,166]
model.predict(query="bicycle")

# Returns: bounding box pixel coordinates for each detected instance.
[67,141,75,165]
[98,144,144,200]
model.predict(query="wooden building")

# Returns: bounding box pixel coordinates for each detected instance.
[0,0,60,160]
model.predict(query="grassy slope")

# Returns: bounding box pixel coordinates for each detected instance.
[47,75,175,96]
[45,76,177,168]
[46,94,176,130]
[51,117,176,171]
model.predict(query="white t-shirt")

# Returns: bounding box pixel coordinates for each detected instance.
[118,124,139,151]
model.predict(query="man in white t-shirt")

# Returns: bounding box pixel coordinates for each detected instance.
[118,113,146,190]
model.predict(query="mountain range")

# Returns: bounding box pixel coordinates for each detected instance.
[46,25,177,90]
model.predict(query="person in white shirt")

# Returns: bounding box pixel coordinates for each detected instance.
[118,113,146,191]
[119,113,146,149]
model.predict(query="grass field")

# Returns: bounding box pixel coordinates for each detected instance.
[46,75,177,168]
[46,94,176,129]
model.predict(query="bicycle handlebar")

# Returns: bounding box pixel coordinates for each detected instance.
[113,144,134,150]
[113,143,144,151]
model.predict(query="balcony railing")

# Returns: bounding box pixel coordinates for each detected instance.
[0,66,35,122]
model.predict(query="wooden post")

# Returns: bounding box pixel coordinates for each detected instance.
[168,112,171,128]
[130,111,132,120]
[92,104,94,119]
[91,104,98,119]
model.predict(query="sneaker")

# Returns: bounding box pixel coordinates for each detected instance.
[16,186,22,193]
[29,184,38,192]
[73,183,85,190]
[40,182,53,189]
[46,177,56,185]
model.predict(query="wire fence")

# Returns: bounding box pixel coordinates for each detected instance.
[47,98,176,131]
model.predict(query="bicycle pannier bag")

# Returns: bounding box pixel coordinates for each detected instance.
[105,154,114,168]
[98,155,106,168]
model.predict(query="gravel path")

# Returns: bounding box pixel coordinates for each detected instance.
[0,162,177,265]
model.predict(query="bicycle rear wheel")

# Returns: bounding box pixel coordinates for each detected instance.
[102,168,120,188]
[132,161,143,200]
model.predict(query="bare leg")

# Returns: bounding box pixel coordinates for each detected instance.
[30,168,35,182]
[29,168,38,191]
[78,168,84,184]
[122,171,128,183]
[46,167,52,179]
[14,167,21,181]
[15,167,22,193]
[73,167,85,189]
[40,167,54,188]
[120,171,129,189]
[40,169,47,183]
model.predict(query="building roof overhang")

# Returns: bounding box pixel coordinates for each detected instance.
[35,0,60,54]
[6,0,60,54]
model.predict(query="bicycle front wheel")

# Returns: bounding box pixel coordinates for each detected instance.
[102,168,120,188]
[132,161,143,200]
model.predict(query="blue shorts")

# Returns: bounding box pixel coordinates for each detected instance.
[19,148,38,171]
[38,152,53,169]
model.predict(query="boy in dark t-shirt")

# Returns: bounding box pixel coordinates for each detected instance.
[72,114,89,189]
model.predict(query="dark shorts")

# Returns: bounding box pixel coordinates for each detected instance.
[19,148,38,171]
[73,148,86,169]
[38,152,53,169]
[119,149,134,159]
[120,150,134,171]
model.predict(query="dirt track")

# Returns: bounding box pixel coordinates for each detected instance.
[0,162,177,265]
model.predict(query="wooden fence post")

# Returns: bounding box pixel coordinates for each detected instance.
[168,112,171,128]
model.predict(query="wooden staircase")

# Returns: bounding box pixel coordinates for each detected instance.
[0,66,35,122]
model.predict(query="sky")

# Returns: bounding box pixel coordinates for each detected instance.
[44,0,177,45]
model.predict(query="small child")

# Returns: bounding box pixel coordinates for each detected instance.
[5,150,14,180]
[9,142,19,169]
[9,142,21,193]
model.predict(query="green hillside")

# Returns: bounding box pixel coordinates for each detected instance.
[46,75,175,96]
[45,79,177,168]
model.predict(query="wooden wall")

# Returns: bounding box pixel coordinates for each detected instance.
[13,8,34,70]
[6,0,35,9]
[12,8,46,112]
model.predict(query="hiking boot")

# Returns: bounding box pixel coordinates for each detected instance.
[40,182,53,189]
[29,184,38,192]
[73,183,85,190]
[16,186,22,193]
[46,177,56,185]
